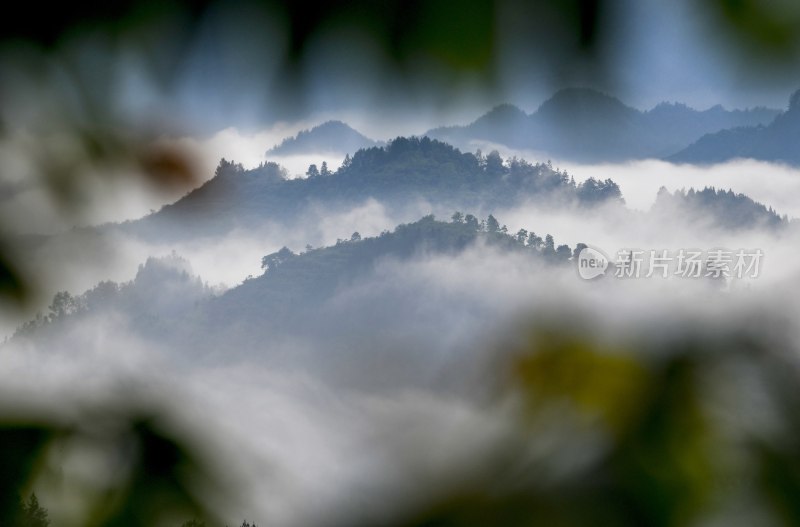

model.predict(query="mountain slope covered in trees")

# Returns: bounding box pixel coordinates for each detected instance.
[651,187,787,230]
[125,137,623,240]
[14,254,215,342]
[20,191,787,368]
[204,213,573,329]
[15,215,579,380]
[19,190,787,351]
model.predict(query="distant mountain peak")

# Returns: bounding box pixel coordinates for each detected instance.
[482,103,527,118]
[651,101,692,111]
[541,87,625,106]
[469,103,529,130]
[311,120,356,131]
[536,87,635,122]
[267,120,379,156]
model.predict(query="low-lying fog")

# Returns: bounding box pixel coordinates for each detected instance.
[4,132,800,526]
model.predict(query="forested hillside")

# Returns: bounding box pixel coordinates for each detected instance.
[16,215,578,365]
[125,137,623,239]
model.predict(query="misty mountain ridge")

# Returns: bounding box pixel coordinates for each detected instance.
[670,89,800,165]
[202,214,573,331]
[267,120,381,156]
[15,189,786,385]
[18,190,787,352]
[14,215,582,382]
[14,253,215,342]
[125,137,624,240]
[427,88,779,162]
[652,186,787,231]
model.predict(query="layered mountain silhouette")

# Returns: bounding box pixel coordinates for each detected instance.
[20,200,786,373]
[670,90,800,165]
[267,120,380,155]
[17,216,580,383]
[427,88,778,162]
[124,137,623,240]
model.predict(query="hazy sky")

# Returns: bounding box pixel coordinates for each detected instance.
[125,0,800,137]
[2,0,797,145]
[607,0,800,111]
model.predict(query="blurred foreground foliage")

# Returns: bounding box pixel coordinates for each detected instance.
[380,319,800,527]
[0,403,221,527]
[4,318,800,526]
